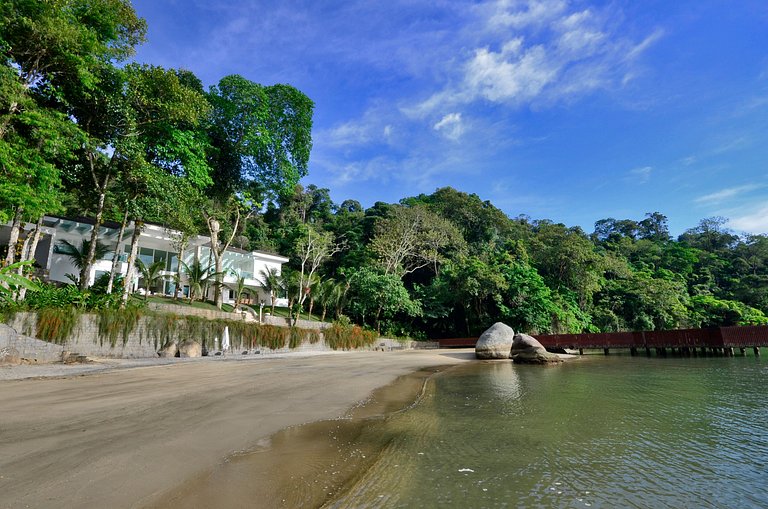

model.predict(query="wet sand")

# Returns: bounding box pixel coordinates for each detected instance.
[0,349,474,508]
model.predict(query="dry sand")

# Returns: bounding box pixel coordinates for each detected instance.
[0,349,474,508]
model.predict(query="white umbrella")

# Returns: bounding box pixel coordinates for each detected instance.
[221,326,230,353]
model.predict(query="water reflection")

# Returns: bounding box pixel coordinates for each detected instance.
[330,357,768,509]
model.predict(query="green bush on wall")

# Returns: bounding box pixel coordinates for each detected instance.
[12,308,372,352]
[35,308,80,344]
[324,322,378,350]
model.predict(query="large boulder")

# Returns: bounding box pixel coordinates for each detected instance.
[0,347,21,366]
[178,340,202,358]
[510,333,562,364]
[475,323,515,359]
[158,341,178,358]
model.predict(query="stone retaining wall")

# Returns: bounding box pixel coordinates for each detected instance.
[0,311,399,362]
[147,302,332,330]
[0,323,64,363]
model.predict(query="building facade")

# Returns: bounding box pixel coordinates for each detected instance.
[1,216,289,307]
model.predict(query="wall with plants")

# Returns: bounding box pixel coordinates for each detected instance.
[2,310,378,360]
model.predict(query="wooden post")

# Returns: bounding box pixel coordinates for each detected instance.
[630,347,637,356]
[645,347,651,357]
[578,348,583,355]
[603,348,609,355]
[739,348,746,356]
[754,347,760,357]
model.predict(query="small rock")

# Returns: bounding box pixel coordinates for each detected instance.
[157,342,178,358]
[0,347,21,366]
[178,340,202,358]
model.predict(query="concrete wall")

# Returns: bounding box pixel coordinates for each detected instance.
[0,323,65,363]
[0,311,375,362]
[5,313,161,359]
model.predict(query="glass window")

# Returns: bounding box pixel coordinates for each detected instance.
[154,250,167,265]
[138,247,153,267]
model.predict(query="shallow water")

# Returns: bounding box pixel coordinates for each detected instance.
[329,355,768,508]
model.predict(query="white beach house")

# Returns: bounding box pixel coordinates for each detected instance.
[1,216,289,306]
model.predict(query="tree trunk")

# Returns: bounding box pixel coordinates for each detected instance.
[271,295,276,317]
[80,186,107,289]
[107,208,129,294]
[174,241,186,302]
[16,216,44,301]
[206,217,223,309]
[121,220,143,308]
[4,206,24,265]
[20,216,43,264]
[308,296,315,321]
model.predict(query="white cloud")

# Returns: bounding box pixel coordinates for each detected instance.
[465,45,559,104]
[488,0,567,30]
[695,184,762,204]
[325,121,374,147]
[728,205,768,234]
[412,0,664,116]
[625,29,665,61]
[433,112,465,140]
[627,166,652,184]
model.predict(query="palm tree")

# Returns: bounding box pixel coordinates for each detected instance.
[180,259,220,303]
[305,273,322,320]
[315,278,348,322]
[227,272,253,309]
[256,267,282,316]
[56,239,110,272]
[136,259,167,299]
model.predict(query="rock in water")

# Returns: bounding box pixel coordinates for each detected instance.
[158,341,178,358]
[178,340,202,358]
[510,333,562,364]
[475,323,515,359]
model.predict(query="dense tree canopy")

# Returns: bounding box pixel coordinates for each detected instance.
[1,1,766,333]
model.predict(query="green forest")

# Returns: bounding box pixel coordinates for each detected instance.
[2,1,767,339]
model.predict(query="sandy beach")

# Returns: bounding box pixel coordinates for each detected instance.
[0,349,474,508]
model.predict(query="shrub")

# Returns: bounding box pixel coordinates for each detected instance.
[35,308,80,344]
[324,321,378,350]
[97,307,142,347]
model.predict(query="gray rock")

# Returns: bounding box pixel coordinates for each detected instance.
[475,322,515,359]
[510,333,562,364]
[0,347,21,366]
[178,340,202,358]
[158,342,178,358]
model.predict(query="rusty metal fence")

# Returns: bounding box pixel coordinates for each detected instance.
[438,325,768,349]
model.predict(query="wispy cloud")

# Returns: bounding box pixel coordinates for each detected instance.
[626,166,653,184]
[728,205,768,234]
[694,184,763,204]
[409,0,663,117]
[433,112,465,140]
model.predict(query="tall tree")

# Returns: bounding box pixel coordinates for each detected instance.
[202,75,313,309]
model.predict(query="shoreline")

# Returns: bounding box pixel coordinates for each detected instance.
[145,364,448,508]
[0,349,475,509]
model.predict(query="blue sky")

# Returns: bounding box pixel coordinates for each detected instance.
[131,0,768,236]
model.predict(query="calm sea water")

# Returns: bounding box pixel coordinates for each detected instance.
[329,355,768,509]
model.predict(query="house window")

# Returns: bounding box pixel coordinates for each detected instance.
[138,247,153,267]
